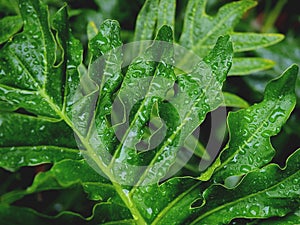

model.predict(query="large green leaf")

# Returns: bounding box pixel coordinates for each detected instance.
[0,203,134,225]
[133,0,159,54]
[189,149,300,225]
[132,0,283,75]
[0,1,299,224]
[0,0,81,169]
[82,26,232,187]
[249,210,300,225]
[249,35,300,105]
[0,15,23,44]
[200,64,298,182]
[114,149,300,224]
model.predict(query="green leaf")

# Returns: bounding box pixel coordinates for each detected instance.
[157,0,176,32]
[1,1,299,224]
[0,16,23,44]
[0,202,134,225]
[133,0,281,75]
[133,0,159,53]
[0,145,81,172]
[0,1,82,171]
[229,58,276,76]
[179,0,256,52]
[0,113,78,168]
[0,159,114,204]
[222,92,249,108]
[70,22,232,224]
[0,1,82,118]
[181,0,281,75]
[251,35,300,105]
[121,149,300,225]
[97,25,177,185]
[250,210,300,225]
[231,33,284,52]
[132,177,204,224]
[190,149,300,225]
[202,64,298,182]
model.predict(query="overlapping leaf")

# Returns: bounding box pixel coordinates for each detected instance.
[119,149,300,224]
[249,35,300,105]
[0,203,134,225]
[200,64,298,182]
[0,0,82,166]
[189,149,300,225]
[133,0,283,75]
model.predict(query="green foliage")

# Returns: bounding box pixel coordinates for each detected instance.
[134,0,284,75]
[0,0,299,224]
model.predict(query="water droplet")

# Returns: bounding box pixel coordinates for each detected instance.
[146,207,153,217]
[247,155,254,164]
[244,115,252,122]
[261,130,272,138]
[262,206,270,215]
[239,147,246,155]
[279,183,285,189]
[241,129,249,137]
[292,178,299,185]
[240,165,251,173]
[249,205,260,216]
[253,142,260,148]
[269,109,285,123]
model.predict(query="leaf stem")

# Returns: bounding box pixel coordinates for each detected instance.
[261,0,287,33]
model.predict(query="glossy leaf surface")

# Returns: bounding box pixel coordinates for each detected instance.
[0,0,299,224]
[190,149,300,225]
[202,65,298,182]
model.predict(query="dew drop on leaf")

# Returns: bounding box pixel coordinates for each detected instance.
[279,183,285,189]
[240,165,251,173]
[262,206,270,215]
[261,129,272,138]
[292,178,299,185]
[247,155,254,164]
[239,148,246,155]
[269,109,285,123]
[249,205,260,216]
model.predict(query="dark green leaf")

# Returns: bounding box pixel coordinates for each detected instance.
[229,58,276,76]
[201,64,298,182]
[190,149,300,224]
[0,16,23,44]
[231,33,284,52]
[222,92,249,108]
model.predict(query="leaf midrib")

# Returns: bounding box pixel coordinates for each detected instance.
[131,67,223,190]
[108,58,164,169]
[4,3,149,225]
[151,181,200,225]
[192,1,255,51]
